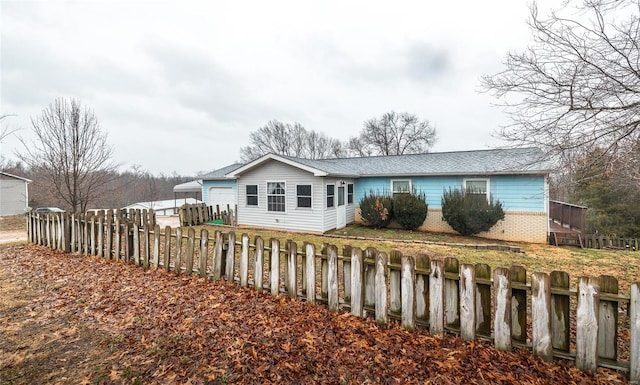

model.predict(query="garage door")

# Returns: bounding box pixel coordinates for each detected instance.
[208,187,236,211]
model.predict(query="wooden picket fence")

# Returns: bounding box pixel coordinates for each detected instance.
[26,212,640,381]
[179,203,235,227]
[584,234,640,252]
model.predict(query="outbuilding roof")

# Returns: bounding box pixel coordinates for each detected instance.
[0,171,32,183]
[173,180,202,193]
[226,148,554,178]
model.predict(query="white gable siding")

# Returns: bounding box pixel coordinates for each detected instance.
[237,160,326,232]
[0,177,29,216]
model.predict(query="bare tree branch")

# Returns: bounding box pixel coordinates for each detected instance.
[349,111,437,156]
[240,120,346,161]
[482,0,640,165]
[17,98,117,213]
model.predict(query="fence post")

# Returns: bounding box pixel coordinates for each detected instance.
[123,222,131,262]
[630,283,640,383]
[598,275,619,360]
[103,215,112,259]
[175,227,183,273]
[240,234,250,286]
[63,214,71,253]
[133,223,141,266]
[321,243,329,302]
[153,225,161,268]
[576,276,600,372]
[113,218,121,261]
[199,229,209,277]
[255,237,264,292]
[327,245,339,311]
[305,242,315,303]
[270,238,280,296]
[185,227,195,274]
[163,226,171,270]
[97,216,104,258]
[375,252,388,325]
[225,232,236,282]
[143,223,150,268]
[475,263,492,337]
[389,251,403,317]
[511,265,527,344]
[212,231,224,279]
[532,272,552,362]
[287,241,298,299]
[364,247,377,311]
[415,254,430,326]
[493,267,512,351]
[460,264,476,341]
[343,245,352,304]
[351,247,364,317]
[429,259,445,335]
[401,255,416,332]
[550,271,570,352]
[445,257,460,329]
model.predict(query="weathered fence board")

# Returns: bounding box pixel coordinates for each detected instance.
[26,212,640,376]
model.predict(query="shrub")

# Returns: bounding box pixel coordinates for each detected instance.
[441,187,505,236]
[392,192,428,230]
[359,191,393,228]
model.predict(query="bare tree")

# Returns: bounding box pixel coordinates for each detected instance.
[17,98,117,213]
[0,115,19,143]
[482,0,640,166]
[349,111,437,156]
[240,120,345,161]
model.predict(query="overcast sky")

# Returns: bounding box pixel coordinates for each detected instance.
[1,1,546,176]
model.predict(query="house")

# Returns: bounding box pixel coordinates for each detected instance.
[200,163,243,212]
[0,171,31,216]
[200,148,554,243]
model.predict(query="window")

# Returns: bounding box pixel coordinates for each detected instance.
[347,183,354,204]
[464,179,489,202]
[326,184,335,208]
[246,185,258,206]
[338,186,345,206]
[297,184,312,208]
[392,180,411,197]
[267,182,285,212]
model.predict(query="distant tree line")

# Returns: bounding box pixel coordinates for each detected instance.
[0,159,193,212]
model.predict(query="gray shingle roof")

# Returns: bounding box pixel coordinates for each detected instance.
[281,147,554,177]
[200,163,244,180]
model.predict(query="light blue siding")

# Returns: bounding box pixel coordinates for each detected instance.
[355,175,546,212]
[202,180,237,203]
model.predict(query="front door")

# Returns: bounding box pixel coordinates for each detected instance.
[336,186,346,229]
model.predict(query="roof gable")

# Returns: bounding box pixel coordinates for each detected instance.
[0,171,32,183]
[226,154,329,177]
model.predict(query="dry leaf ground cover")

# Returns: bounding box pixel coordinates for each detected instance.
[0,244,628,384]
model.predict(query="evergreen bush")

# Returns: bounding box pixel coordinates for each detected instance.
[392,192,428,230]
[441,187,505,236]
[359,191,393,228]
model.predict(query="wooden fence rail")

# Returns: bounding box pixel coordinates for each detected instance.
[27,212,640,381]
[584,234,640,251]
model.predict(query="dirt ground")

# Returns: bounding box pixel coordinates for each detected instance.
[0,243,629,385]
[0,215,27,245]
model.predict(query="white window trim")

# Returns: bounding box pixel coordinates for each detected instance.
[463,178,490,203]
[347,183,354,205]
[391,179,412,195]
[266,181,286,213]
[326,183,335,208]
[295,183,313,209]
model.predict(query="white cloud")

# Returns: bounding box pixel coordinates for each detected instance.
[1,0,538,175]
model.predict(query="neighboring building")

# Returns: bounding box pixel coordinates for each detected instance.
[197,148,554,243]
[123,198,202,216]
[0,171,31,216]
